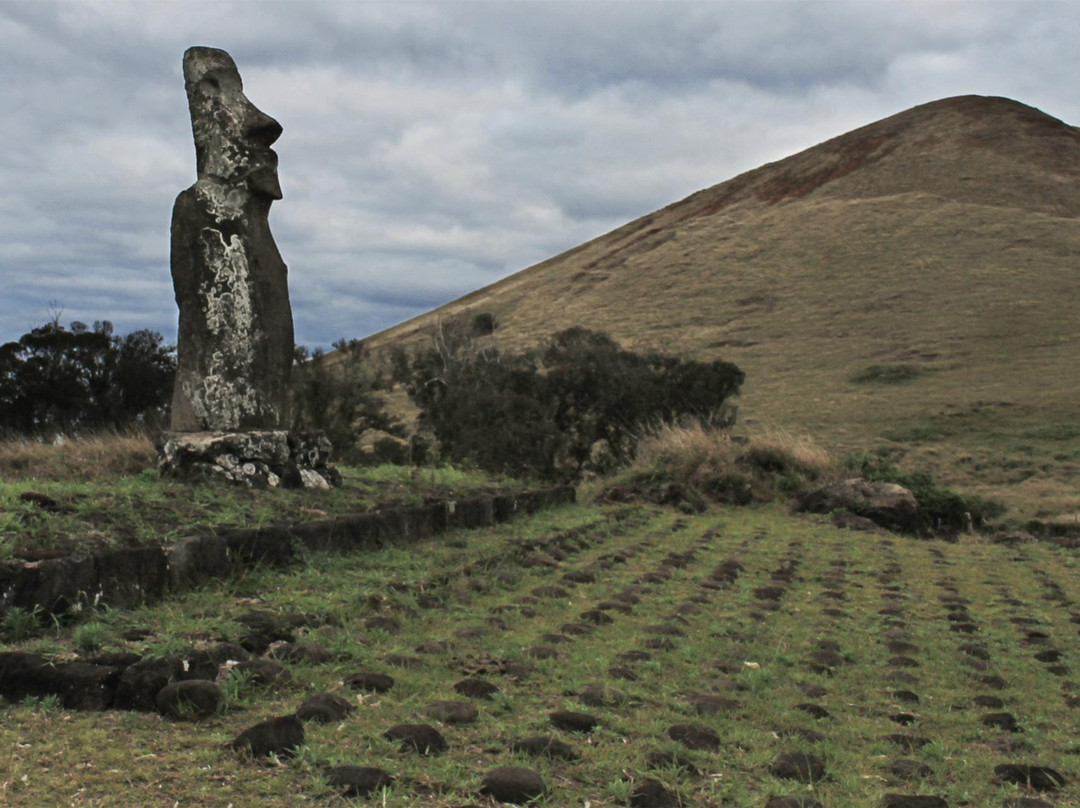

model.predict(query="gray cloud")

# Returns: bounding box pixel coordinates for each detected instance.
[1,1,1078,349]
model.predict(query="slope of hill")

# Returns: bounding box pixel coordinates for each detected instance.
[357,96,1080,526]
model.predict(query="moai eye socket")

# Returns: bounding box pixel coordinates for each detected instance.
[199,76,222,95]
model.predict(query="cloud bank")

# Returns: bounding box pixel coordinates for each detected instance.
[2,1,1078,348]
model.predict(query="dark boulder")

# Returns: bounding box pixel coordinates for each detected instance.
[231,714,305,759]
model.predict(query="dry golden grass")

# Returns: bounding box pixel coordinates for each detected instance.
[353,97,1080,525]
[627,420,835,501]
[0,430,156,482]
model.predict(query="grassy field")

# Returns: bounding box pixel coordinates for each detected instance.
[0,433,521,561]
[2,500,1077,807]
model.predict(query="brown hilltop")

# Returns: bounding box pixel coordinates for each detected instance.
[358,95,1080,523]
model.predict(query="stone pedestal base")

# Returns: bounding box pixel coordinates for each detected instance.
[156,431,340,489]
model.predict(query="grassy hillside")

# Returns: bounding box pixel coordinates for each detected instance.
[352,96,1080,527]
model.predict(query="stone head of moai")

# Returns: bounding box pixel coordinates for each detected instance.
[184,47,283,201]
[169,46,295,433]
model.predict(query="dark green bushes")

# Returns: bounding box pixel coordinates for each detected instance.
[292,340,403,464]
[404,324,744,480]
[0,319,175,435]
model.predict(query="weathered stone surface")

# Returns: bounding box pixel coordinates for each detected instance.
[162,46,338,489]
[383,723,447,755]
[170,46,292,434]
[295,692,355,723]
[479,766,545,803]
[155,680,224,719]
[114,656,185,711]
[770,751,826,783]
[795,478,921,533]
[324,766,394,798]
[231,714,305,758]
[157,430,338,489]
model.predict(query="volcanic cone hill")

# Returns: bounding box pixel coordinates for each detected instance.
[355,95,1080,524]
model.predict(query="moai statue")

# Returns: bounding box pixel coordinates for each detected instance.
[158,47,336,488]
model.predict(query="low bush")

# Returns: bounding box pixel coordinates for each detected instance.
[405,324,744,481]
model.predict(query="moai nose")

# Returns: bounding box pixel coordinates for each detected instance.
[244,105,282,147]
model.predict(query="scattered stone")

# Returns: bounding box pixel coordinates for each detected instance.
[512,735,580,761]
[630,778,679,808]
[609,666,638,681]
[886,672,919,684]
[365,617,402,634]
[525,646,560,660]
[889,656,920,668]
[562,570,596,584]
[807,649,847,673]
[232,714,305,759]
[794,703,832,720]
[454,678,499,700]
[155,680,224,719]
[480,766,546,803]
[685,692,740,715]
[644,749,699,774]
[580,610,615,625]
[114,656,185,711]
[668,722,721,751]
[532,585,569,599]
[993,764,1066,792]
[889,712,919,726]
[383,654,424,669]
[890,690,920,704]
[345,672,394,693]
[1001,799,1054,808]
[643,637,677,651]
[270,642,333,665]
[539,632,570,644]
[798,682,829,699]
[974,694,1005,709]
[236,611,295,654]
[890,759,933,779]
[777,727,826,744]
[764,796,824,808]
[549,710,599,733]
[884,734,932,751]
[384,723,447,755]
[324,766,393,798]
[43,662,121,711]
[296,692,355,723]
[881,796,948,808]
[425,700,478,724]
[578,684,626,707]
[560,623,593,636]
[982,712,1022,732]
[770,751,826,783]
[233,659,290,687]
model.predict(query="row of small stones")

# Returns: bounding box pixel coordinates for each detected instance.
[226,527,1071,805]
[7,514,1073,805]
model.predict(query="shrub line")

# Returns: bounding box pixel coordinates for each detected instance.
[0,486,575,620]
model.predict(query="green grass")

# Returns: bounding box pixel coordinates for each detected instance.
[0,463,524,560]
[1,501,1078,806]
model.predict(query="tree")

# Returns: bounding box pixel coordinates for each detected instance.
[0,319,176,434]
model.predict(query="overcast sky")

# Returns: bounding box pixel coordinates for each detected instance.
[3,1,1078,349]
